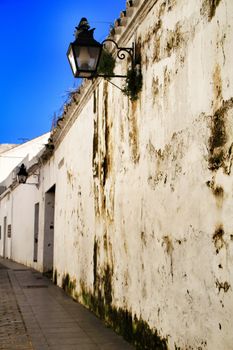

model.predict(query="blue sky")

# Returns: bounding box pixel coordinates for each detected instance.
[0,0,126,144]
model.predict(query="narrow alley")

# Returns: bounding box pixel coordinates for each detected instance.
[0,258,134,350]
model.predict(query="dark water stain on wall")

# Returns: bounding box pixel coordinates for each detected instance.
[62,273,76,296]
[93,238,98,291]
[162,235,174,280]
[147,133,185,190]
[80,277,168,350]
[88,236,167,348]
[206,180,224,208]
[152,22,186,64]
[212,64,223,110]
[92,82,115,218]
[208,98,233,172]
[128,100,140,164]
[92,88,101,216]
[201,0,222,21]
[102,83,112,186]
[216,279,230,293]
[53,268,57,285]
[212,225,225,254]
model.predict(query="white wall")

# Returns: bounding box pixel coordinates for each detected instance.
[47,100,95,283]
[0,192,12,258]
[10,179,40,267]
[46,1,233,349]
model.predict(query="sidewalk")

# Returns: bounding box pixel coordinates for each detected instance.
[0,258,135,350]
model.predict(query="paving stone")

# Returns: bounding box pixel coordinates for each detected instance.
[0,269,33,350]
[0,257,135,350]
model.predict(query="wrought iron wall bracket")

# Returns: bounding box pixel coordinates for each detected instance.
[102,39,134,67]
[92,74,127,78]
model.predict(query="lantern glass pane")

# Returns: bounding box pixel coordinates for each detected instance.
[89,46,101,70]
[17,175,27,184]
[74,46,101,72]
[67,46,77,76]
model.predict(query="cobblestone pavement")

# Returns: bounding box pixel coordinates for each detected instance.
[0,264,33,350]
[0,258,134,350]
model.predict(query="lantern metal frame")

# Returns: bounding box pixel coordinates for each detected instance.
[67,24,103,78]
[97,39,134,78]
[67,18,135,79]
[16,164,40,188]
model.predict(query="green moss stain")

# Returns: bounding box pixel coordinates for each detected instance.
[123,41,142,101]
[109,308,133,342]
[62,273,76,296]
[206,64,225,171]
[80,255,167,349]
[97,49,115,76]
[103,265,112,306]
[93,238,98,290]
[123,67,143,101]
[134,317,168,349]
[166,24,183,57]
[208,98,233,172]
[80,282,167,350]
[208,111,227,170]
[151,22,185,64]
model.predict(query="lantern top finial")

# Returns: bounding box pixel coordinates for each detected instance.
[75,17,90,38]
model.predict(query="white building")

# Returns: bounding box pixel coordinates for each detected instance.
[0,133,50,262]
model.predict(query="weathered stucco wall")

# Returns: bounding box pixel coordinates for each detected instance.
[0,175,41,268]
[0,192,12,258]
[11,181,40,267]
[51,97,96,286]
[48,1,233,349]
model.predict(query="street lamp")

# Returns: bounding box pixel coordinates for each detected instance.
[17,164,28,184]
[16,164,40,188]
[67,18,135,79]
[67,18,103,78]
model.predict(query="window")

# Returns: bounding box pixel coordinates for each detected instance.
[7,224,11,238]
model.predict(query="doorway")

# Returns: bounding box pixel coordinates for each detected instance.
[3,216,7,258]
[33,203,39,262]
[43,185,56,273]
